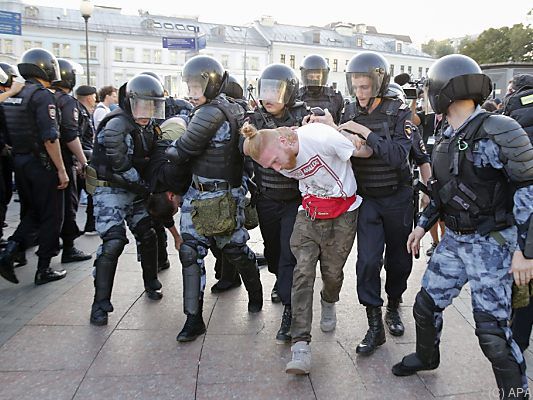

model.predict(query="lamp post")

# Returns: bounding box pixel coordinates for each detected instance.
[80,0,94,85]
[243,26,248,91]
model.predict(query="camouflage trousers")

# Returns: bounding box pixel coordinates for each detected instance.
[421,226,527,391]
[290,209,358,343]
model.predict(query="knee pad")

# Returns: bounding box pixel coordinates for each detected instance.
[179,242,198,268]
[101,226,128,260]
[474,312,509,364]
[413,288,442,327]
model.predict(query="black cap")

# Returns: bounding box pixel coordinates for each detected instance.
[75,85,97,96]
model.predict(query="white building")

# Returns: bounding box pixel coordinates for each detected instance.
[0,0,434,97]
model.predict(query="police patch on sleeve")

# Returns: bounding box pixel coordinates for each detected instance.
[48,104,56,120]
[73,107,79,122]
[404,120,415,139]
[419,139,427,154]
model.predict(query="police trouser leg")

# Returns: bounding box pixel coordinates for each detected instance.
[256,196,282,276]
[276,198,299,306]
[211,245,239,285]
[223,243,263,312]
[511,300,533,353]
[60,162,80,247]
[154,222,170,271]
[475,312,528,399]
[133,217,162,300]
[179,234,203,315]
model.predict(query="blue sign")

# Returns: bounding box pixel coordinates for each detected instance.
[0,11,21,36]
[162,35,206,51]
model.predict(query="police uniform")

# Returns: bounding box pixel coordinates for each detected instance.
[394,107,533,397]
[77,97,96,232]
[297,86,344,124]
[166,93,263,339]
[1,79,64,275]
[89,108,163,325]
[247,102,308,309]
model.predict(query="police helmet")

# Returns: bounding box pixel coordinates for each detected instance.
[0,63,18,87]
[182,55,227,100]
[300,54,329,88]
[257,63,299,106]
[141,71,162,83]
[424,54,492,114]
[56,58,82,90]
[223,75,244,100]
[125,74,166,120]
[18,48,60,83]
[346,51,390,99]
[385,82,407,104]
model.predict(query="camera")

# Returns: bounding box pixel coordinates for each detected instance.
[394,73,425,100]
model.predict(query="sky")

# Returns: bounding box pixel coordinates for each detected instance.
[25,0,532,44]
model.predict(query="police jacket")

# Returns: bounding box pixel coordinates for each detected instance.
[341,98,412,197]
[503,86,533,140]
[78,102,95,152]
[297,86,344,124]
[165,94,245,188]
[1,79,59,155]
[247,102,308,201]
[91,108,158,192]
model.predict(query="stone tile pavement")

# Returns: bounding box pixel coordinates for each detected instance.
[0,202,531,399]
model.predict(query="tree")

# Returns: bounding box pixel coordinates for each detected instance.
[422,39,454,58]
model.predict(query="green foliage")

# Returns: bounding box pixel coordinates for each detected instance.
[421,39,454,58]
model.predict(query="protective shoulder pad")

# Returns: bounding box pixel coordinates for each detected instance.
[103,114,135,134]
[484,114,533,183]
[192,104,226,129]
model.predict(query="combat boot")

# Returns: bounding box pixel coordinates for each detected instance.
[392,350,440,376]
[385,297,404,336]
[177,300,206,342]
[356,306,386,356]
[90,300,114,326]
[285,341,311,375]
[0,240,20,283]
[276,305,292,343]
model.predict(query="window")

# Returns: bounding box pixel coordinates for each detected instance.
[142,49,151,63]
[164,23,174,29]
[396,42,402,53]
[125,48,135,62]
[4,39,13,54]
[176,24,185,30]
[80,45,97,60]
[313,32,320,44]
[154,49,162,64]
[61,44,71,58]
[187,25,198,32]
[153,22,162,28]
[333,59,338,72]
[232,26,242,31]
[114,47,123,62]
[52,43,61,57]
[113,72,123,87]
[280,54,285,64]
[249,56,259,71]
[418,67,423,78]
[425,67,429,76]
[24,40,32,51]
[356,37,363,47]
[221,54,229,68]
[169,51,178,65]
[408,66,412,75]
[80,71,97,87]
[400,65,405,73]
[390,64,395,76]
[289,55,295,69]
[34,41,42,48]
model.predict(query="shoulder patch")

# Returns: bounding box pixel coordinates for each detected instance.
[73,107,79,122]
[404,120,415,139]
[399,103,408,110]
[419,139,427,154]
[48,104,56,120]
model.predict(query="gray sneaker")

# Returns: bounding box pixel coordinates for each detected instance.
[285,341,311,375]
[320,299,337,332]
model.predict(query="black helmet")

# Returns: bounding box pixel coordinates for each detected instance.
[223,75,244,99]
[425,54,492,114]
[124,74,166,120]
[300,54,329,87]
[257,63,299,106]
[0,63,18,87]
[18,48,60,83]
[346,51,390,99]
[182,55,227,100]
[140,71,162,83]
[385,82,406,104]
[55,58,78,89]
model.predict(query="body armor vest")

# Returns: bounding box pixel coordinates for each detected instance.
[2,83,42,154]
[78,103,95,151]
[343,99,411,197]
[91,109,157,181]
[297,87,343,122]
[249,103,307,200]
[190,96,245,188]
[432,112,514,235]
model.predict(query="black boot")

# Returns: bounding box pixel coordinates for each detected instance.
[392,351,440,376]
[0,240,20,284]
[385,297,405,336]
[271,281,281,303]
[227,248,263,313]
[34,258,66,285]
[61,246,92,263]
[276,305,292,343]
[356,306,386,356]
[156,224,170,272]
[90,300,114,326]
[138,230,163,300]
[177,300,206,342]
[90,242,121,326]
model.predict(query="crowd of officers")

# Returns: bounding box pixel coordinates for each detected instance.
[0,46,531,399]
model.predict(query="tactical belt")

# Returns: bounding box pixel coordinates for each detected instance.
[192,180,233,192]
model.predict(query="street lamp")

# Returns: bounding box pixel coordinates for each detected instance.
[80,0,94,85]
[243,26,249,91]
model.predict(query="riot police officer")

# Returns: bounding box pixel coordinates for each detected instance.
[52,58,92,263]
[0,48,69,285]
[247,63,309,343]
[339,51,413,355]
[87,74,166,326]
[297,55,344,124]
[392,54,533,400]
[166,55,263,342]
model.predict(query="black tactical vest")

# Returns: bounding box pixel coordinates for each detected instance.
[342,98,411,197]
[2,83,42,154]
[249,103,308,201]
[91,108,158,181]
[432,112,514,235]
[297,87,343,123]
[78,103,95,151]
[503,86,533,141]
[189,96,245,188]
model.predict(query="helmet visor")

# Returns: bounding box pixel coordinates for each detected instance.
[130,98,165,120]
[346,70,384,98]
[258,79,289,104]
[183,74,208,100]
[302,69,327,87]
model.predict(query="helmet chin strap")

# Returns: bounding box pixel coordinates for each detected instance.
[356,97,375,115]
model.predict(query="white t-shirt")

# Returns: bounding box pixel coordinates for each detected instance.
[93,103,110,131]
[279,123,362,211]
